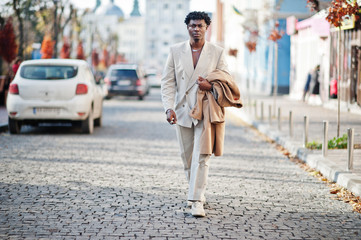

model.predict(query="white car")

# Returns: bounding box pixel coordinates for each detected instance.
[6,59,104,134]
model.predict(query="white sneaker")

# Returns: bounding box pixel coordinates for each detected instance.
[187,196,206,207]
[191,201,205,217]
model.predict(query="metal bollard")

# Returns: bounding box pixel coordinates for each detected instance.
[303,116,309,148]
[322,121,328,157]
[278,107,281,131]
[289,111,293,138]
[347,128,354,171]
[269,105,272,124]
[261,102,264,121]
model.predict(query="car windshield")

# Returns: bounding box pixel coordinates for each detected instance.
[111,69,138,80]
[20,65,78,80]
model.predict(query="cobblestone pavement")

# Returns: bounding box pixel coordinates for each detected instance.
[1,89,361,239]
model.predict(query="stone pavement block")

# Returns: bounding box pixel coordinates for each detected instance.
[1,91,361,239]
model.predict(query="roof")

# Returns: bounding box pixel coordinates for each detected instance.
[95,0,124,18]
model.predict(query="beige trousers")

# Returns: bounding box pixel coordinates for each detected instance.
[176,121,211,201]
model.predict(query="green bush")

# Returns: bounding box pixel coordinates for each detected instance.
[306,134,348,150]
[306,141,322,150]
[328,134,348,149]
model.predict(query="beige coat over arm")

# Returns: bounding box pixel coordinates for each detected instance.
[161,40,229,128]
[189,69,243,156]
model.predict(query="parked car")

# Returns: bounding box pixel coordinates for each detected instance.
[146,70,161,88]
[104,64,150,100]
[94,70,108,98]
[6,59,104,134]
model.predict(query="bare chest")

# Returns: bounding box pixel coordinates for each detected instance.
[192,51,202,69]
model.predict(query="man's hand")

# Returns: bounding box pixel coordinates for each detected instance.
[166,109,177,125]
[197,76,212,91]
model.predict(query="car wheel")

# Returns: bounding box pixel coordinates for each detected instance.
[94,107,102,127]
[138,95,144,101]
[81,109,94,134]
[8,117,22,134]
[105,95,112,100]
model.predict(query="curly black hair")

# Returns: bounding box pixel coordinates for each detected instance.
[184,11,211,26]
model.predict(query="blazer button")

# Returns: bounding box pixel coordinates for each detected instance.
[185,91,188,95]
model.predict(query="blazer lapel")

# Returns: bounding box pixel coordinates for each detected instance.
[181,41,194,81]
[187,41,211,91]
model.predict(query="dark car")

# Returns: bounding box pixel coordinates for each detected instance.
[104,64,150,100]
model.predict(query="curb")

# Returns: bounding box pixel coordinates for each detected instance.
[227,108,361,198]
[298,150,361,197]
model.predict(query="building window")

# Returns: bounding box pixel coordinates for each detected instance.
[164,3,168,9]
[164,42,168,46]
[177,4,182,9]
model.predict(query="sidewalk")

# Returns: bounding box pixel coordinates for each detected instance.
[0,106,8,133]
[229,95,361,197]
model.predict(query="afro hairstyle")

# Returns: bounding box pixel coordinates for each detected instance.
[184,11,211,26]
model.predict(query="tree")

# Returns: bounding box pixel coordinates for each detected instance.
[52,1,74,58]
[76,41,85,60]
[325,0,359,137]
[91,49,99,67]
[0,17,18,64]
[40,34,54,59]
[7,0,45,58]
[268,21,284,116]
[11,0,24,58]
[60,37,70,58]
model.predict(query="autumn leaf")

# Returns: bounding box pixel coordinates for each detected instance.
[325,0,359,28]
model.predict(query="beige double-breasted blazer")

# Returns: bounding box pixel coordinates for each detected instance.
[161,40,229,128]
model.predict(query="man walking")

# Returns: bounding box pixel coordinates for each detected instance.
[161,11,237,217]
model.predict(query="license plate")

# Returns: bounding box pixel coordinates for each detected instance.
[33,107,61,115]
[117,80,131,86]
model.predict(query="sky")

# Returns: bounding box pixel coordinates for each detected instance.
[70,0,216,17]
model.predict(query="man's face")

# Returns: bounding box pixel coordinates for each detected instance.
[187,19,208,42]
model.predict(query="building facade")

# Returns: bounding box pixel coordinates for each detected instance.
[81,0,145,66]
[145,0,190,71]
[218,0,311,95]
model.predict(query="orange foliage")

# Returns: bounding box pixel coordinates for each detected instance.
[91,49,99,67]
[60,38,70,59]
[76,41,85,60]
[245,41,256,53]
[109,53,117,65]
[40,35,54,59]
[0,17,18,63]
[100,48,109,68]
[228,48,238,57]
[326,0,359,28]
[268,22,284,42]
